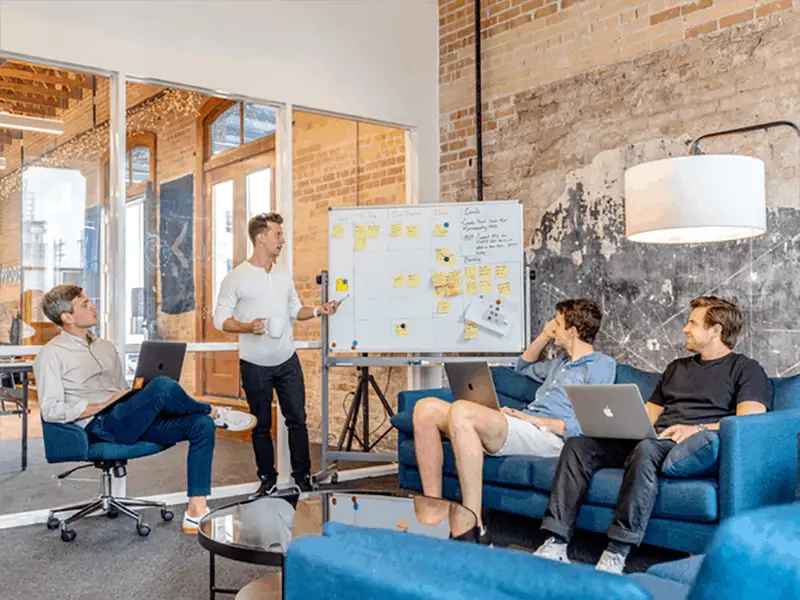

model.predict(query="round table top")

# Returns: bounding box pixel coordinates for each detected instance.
[197,488,477,566]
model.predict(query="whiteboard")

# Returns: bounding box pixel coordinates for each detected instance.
[327,201,525,353]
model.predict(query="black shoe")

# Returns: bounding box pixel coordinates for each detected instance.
[293,474,313,492]
[251,477,278,499]
[450,525,493,546]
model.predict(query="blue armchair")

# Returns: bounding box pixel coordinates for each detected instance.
[391,364,800,554]
[42,420,175,542]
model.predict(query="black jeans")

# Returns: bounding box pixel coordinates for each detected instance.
[240,353,310,482]
[541,436,676,545]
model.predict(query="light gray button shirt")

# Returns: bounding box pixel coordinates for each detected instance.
[33,331,128,426]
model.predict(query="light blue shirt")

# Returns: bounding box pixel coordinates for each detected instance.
[515,352,617,438]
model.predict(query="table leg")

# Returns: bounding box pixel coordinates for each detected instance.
[21,372,28,471]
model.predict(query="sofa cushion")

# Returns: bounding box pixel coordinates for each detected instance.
[531,457,719,523]
[390,409,414,437]
[771,373,800,412]
[614,364,661,402]
[662,431,720,478]
[398,439,535,488]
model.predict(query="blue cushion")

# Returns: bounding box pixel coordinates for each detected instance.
[87,441,168,461]
[628,573,691,600]
[531,457,719,523]
[771,374,800,412]
[614,364,661,402]
[647,555,705,584]
[390,409,414,436]
[662,431,720,478]
[398,439,535,488]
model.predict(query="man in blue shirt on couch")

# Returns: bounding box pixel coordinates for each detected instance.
[413,298,616,543]
[534,296,772,574]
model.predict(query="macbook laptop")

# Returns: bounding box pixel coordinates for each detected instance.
[565,384,657,439]
[113,341,187,405]
[444,362,501,410]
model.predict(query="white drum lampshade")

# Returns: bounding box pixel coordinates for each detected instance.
[624,155,766,244]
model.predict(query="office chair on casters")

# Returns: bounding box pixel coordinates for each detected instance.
[42,420,176,542]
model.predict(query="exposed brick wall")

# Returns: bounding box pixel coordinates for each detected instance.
[440,0,799,203]
[293,113,407,449]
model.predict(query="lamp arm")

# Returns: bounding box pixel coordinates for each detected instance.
[689,120,800,155]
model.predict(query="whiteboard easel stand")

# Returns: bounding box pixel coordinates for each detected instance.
[312,269,531,486]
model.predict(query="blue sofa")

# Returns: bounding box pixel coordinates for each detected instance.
[283,503,800,600]
[390,364,800,554]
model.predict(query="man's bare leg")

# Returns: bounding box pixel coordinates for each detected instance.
[412,397,453,524]
[448,401,509,527]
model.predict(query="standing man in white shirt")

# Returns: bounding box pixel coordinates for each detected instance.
[214,212,337,496]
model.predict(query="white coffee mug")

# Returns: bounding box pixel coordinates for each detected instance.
[267,317,286,339]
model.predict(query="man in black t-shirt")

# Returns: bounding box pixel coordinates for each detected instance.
[533,296,772,574]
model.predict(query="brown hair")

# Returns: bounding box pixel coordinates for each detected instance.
[41,285,83,327]
[247,212,284,245]
[690,296,743,349]
[555,298,603,344]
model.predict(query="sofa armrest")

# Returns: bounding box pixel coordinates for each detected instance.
[397,388,454,414]
[41,421,90,463]
[719,408,800,519]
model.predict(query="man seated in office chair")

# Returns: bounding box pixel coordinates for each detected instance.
[34,285,256,534]
[412,299,617,544]
[533,296,772,574]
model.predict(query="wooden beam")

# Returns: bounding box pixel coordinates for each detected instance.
[0,89,67,109]
[0,102,57,118]
[0,77,82,100]
[0,62,93,90]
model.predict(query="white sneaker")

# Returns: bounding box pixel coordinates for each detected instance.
[595,550,626,574]
[213,407,256,432]
[533,537,570,563]
[182,509,210,534]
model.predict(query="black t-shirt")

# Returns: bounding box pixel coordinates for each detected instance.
[649,353,772,432]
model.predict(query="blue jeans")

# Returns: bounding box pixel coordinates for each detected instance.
[85,376,215,497]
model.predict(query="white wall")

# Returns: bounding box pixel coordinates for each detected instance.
[0,0,440,204]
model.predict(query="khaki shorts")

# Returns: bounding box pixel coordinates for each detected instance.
[486,414,564,458]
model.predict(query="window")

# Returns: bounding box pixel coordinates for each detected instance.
[210,102,276,156]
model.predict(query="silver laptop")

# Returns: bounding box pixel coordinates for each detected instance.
[444,362,500,410]
[565,384,657,439]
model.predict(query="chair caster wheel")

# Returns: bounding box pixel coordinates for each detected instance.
[137,523,151,537]
[47,516,60,530]
[61,529,77,542]
[161,509,174,522]
[107,507,119,519]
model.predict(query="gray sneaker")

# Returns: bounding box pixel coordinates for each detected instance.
[595,550,626,574]
[533,537,570,563]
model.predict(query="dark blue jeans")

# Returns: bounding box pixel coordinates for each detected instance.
[85,376,215,497]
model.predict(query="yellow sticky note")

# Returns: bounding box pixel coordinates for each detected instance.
[355,224,367,237]
[390,223,403,237]
[432,272,446,286]
[355,235,367,251]
[393,274,405,288]
[406,224,419,238]
[466,280,477,295]
[335,278,349,292]
[332,225,345,238]
[495,264,509,279]
[367,224,381,238]
[464,266,477,279]
[434,224,448,237]
[498,281,512,296]
[395,323,408,337]
[436,249,454,266]
[480,279,492,293]
[479,265,492,279]
[437,300,451,314]
[465,322,478,340]
[408,274,421,288]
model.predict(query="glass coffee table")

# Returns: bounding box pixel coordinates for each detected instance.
[198,489,477,599]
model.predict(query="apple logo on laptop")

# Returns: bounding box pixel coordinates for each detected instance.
[603,406,614,418]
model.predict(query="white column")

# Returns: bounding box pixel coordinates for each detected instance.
[108,72,127,497]
[275,103,293,487]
